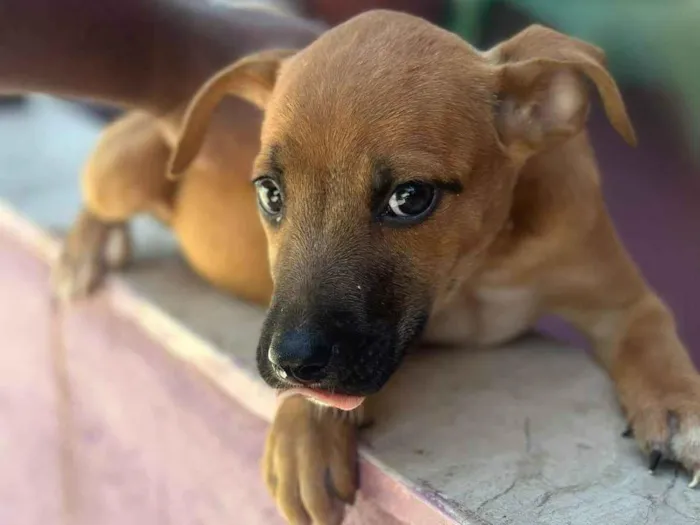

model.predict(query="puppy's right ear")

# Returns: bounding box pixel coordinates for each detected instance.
[168,49,296,178]
[485,25,636,161]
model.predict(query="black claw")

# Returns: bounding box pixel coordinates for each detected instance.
[648,450,663,472]
[622,425,634,438]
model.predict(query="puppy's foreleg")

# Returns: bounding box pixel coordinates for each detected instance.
[263,395,368,524]
[551,214,700,484]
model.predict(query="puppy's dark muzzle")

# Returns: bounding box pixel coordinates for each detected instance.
[256,307,406,396]
[255,256,428,395]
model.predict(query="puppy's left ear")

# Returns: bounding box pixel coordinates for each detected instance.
[486,25,636,158]
[168,48,296,178]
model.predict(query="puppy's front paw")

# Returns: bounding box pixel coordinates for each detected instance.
[51,211,131,301]
[263,395,358,525]
[624,379,700,486]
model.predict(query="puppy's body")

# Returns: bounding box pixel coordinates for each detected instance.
[4,5,700,525]
[171,12,700,523]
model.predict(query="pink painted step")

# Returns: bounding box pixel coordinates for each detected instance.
[0,228,286,524]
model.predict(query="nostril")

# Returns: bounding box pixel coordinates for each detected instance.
[271,359,328,384]
[293,362,327,383]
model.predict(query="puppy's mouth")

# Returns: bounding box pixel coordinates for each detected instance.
[258,301,430,410]
[277,386,366,411]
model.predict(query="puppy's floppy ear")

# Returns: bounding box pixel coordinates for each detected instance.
[168,48,296,178]
[486,25,636,157]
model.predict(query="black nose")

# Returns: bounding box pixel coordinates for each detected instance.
[268,329,332,384]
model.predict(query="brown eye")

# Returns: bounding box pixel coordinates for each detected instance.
[384,182,437,221]
[255,178,283,216]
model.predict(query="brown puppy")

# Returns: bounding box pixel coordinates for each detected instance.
[170,10,700,523]
[4,5,700,525]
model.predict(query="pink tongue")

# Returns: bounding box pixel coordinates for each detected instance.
[278,387,365,411]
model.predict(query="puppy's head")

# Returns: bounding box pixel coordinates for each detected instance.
[171,11,635,409]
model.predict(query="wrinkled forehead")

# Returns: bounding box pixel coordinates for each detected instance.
[256,17,495,179]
